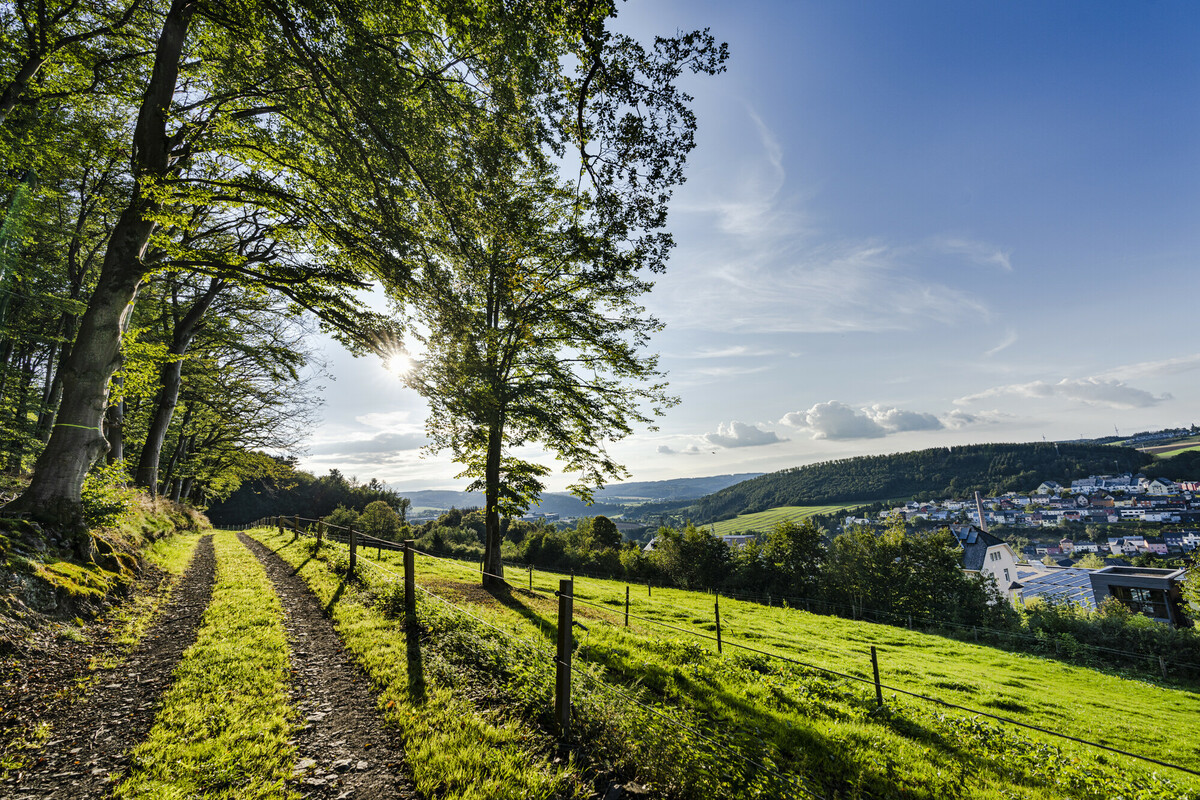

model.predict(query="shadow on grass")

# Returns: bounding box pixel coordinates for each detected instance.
[483,583,559,648]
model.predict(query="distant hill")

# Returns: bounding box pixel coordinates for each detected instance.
[400,473,761,518]
[639,442,1153,524]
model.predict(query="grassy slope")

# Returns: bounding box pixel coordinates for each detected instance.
[705,505,858,536]
[115,532,295,800]
[253,528,1198,800]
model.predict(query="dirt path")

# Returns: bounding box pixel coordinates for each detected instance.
[4,533,217,799]
[239,533,419,799]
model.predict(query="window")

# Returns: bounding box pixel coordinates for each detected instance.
[990,551,1002,562]
[1003,569,1010,583]
[1110,585,1170,619]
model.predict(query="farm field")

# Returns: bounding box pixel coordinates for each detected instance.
[705,505,859,536]
[250,526,1200,800]
[1140,434,1200,455]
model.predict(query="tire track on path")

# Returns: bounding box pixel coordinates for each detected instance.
[239,532,419,799]
[6,533,217,799]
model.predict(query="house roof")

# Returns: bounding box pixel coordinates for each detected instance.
[949,525,1007,572]
[1014,566,1098,609]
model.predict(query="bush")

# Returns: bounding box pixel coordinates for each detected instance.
[81,463,135,528]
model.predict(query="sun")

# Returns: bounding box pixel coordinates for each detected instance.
[383,351,413,378]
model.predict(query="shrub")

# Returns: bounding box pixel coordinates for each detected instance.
[81,463,135,528]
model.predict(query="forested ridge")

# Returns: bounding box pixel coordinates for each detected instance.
[649,442,1154,523]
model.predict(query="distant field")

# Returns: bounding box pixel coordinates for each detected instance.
[1139,434,1200,454]
[706,504,858,536]
[1147,442,1200,457]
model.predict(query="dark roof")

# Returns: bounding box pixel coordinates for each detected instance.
[1014,566,1098,609]
[950,525,1006,571]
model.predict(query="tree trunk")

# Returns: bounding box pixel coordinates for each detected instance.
[1,0,197,532]
[4,349,34,472]
[482,420,506,589]
[105,377,125,464]
[134,278,223,493]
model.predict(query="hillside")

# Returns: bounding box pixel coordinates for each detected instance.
[403,473,762,517]
[647,442,1152,524]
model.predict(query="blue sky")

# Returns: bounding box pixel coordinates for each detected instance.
[301,1,1200,492]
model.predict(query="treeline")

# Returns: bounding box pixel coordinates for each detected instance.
[206,466,406,527]
[647,443,1154,524]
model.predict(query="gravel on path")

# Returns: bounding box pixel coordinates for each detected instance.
[239,532,420,800]
[4,533,217,799]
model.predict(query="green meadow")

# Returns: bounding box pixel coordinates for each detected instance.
[251,527,1200,800]
[704,505,860,537]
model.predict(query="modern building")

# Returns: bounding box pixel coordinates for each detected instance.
[1087,566,1190,627]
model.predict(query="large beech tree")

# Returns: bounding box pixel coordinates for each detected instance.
[400,23,726,587]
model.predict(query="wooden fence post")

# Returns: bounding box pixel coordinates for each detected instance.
[529,565,533,591]
[714,593,723,654]
[277,517,283,537]
[555,579,574,737]
[294,514,299,533]
[317,520,324,547]
[1160,656,1168,681]
[625,586,630,627]
[871,646,883,707]
[404,540,416,622]
[648,582,651,598]
[349,528,357,573]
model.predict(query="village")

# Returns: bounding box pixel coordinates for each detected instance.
[846,473,1199,627]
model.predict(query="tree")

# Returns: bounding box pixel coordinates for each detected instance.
[359,500,401,540]
[400,25,726,586]
[760,518,824,596]
[1183,566,1199,623]
[590,515,621,550]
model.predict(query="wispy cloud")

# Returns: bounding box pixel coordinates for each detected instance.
[1095,353,1200,382]
[985,328,1018,357]
[956,377,1170,409]
[679,345,779,359]
[657,112,1004,335]
[689,365,771,378]
[930,236,1013,272]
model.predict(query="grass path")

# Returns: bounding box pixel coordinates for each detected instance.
[113,531,295,800]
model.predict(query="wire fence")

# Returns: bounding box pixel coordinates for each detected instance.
[247,517,818,797]
[242,517,1200,785]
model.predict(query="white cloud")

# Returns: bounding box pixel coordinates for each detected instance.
[864,404,944,432]
[956,377,1169,409]
[781,401,956,439]
[781,401,887,440]
[941,408,1010,429]
[703,421,787,448]
[308,431,429,456]
[658,444,703,455]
